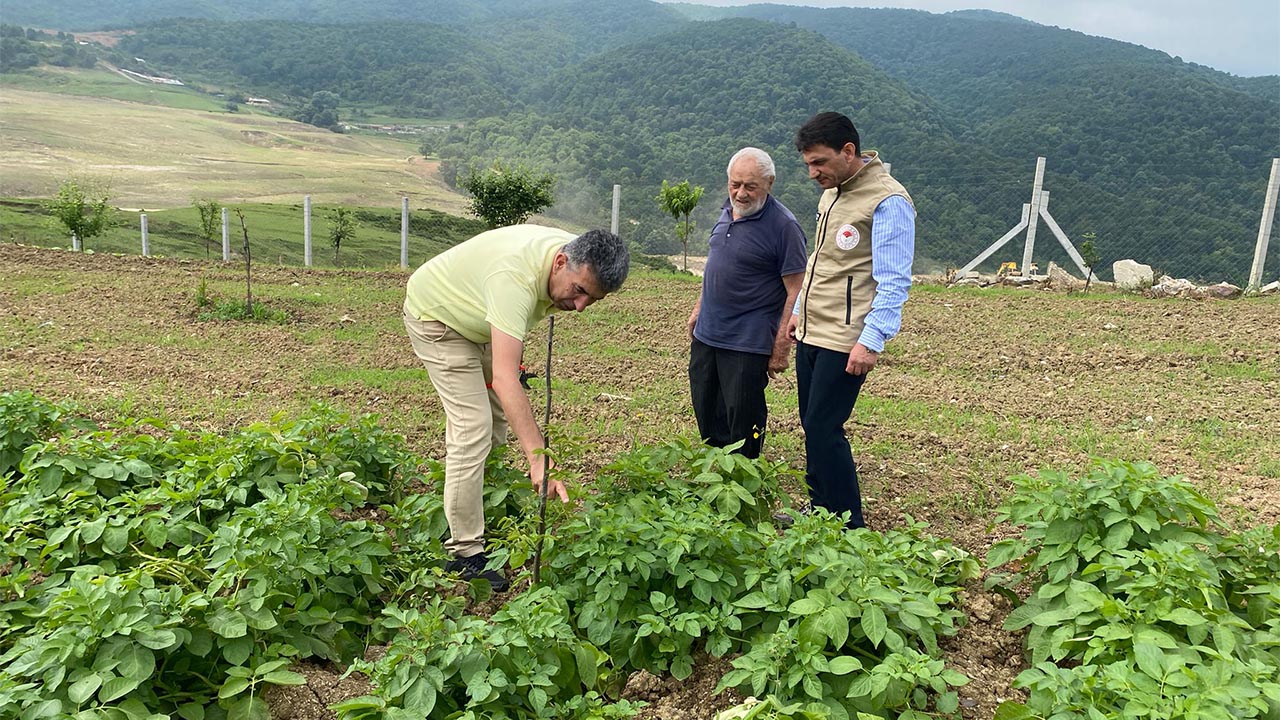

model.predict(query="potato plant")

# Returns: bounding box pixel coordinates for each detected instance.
[0,393,1022,719]
[987,460,1280,719]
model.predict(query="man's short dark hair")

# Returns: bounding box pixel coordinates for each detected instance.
[564,229,630,293]
[794,111,861,155]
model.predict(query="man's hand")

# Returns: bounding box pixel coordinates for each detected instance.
[686,309,698,341]
[846,343,879,375]
[767,339,791,379]
[529,453,568,503]
[785,314,799,344]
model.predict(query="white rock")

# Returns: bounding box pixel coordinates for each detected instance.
[1113,259,1154,290]
[1258,280,1280,296]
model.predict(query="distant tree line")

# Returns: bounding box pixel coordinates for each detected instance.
[0,25,99,71]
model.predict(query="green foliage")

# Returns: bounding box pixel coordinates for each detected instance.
[197,297,292,323]
[44,178,111,250]
[1079,232,1100,292]
[0,24,98,72]
[194,197,220,258]
[655,180,704,272]
[295,90,341,131]
[461,162,556,229]
[986,460,1280,718]
[0,396,418,718]
[328,206,357,261]
[0,391,86,479]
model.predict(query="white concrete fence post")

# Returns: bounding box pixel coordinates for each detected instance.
[72,233,80,252]
[140,213,149,257]
[303,195,312,267]
[1021,156,1046,277]
[221,207,230,261]
[1249,158,1280,290]
[401,197,409,269]
[611,184,621,236]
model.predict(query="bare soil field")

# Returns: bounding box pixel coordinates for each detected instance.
[2,245,1277,717]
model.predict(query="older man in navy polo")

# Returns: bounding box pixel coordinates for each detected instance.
[687,147,808,458]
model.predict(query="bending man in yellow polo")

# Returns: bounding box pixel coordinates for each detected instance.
[404,225,630,591]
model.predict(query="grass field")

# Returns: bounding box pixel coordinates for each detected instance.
[0,197,488,269]
[0,70,466,212]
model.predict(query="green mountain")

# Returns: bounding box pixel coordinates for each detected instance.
[4,0,1276,281]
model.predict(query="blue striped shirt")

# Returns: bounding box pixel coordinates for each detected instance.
[793,194,915,353]
[858,195,915,352]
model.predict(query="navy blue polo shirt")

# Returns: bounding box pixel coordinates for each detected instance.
[694,194,809,355]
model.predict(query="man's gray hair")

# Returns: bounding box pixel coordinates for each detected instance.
[563,229,630,293]
[727,147,776,180]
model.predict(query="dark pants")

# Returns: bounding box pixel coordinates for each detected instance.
[689,338,769,459]
[796,342,867,528]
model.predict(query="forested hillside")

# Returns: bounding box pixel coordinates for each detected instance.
[3,0,1277,280]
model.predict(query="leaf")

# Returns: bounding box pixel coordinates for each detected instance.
[219,677,251,700]
[402,679,436,715]
[176,703,206,720]
[789,597,823,615]
[141,519,168,548]
[1042,519,1082,545]
[121,458,152,477]
[671,654,694,681]
[209,608,248,638]
[861,606,887,647]
[99,674,142,703]
[735,592,771,609]
[81,517,107,543]
[262,670,306,686]
[816,608,849,649]
[826,656,862,675]
[117,645,155,683]
[89,462,118,479]
[1101,522,1134,550]
[221,636,253,665]
[1161,608,1208,626]
[986,539,1028,568]
[225,695,270,720]
[1134,640,1167,679]
[574,644,598,689]
[69,673,104,704]
[103,524,130,554]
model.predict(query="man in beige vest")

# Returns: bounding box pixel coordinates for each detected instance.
[785,112,916,529]
[404,225,630,590]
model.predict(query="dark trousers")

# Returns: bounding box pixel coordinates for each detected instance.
[796,342,867,528]
[689,338,769,459]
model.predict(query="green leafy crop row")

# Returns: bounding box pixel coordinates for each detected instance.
[0,393,977,719]
[986,460,1280,719]
[344,438,979,720]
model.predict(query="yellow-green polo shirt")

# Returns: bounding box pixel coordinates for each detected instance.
[404,224,572,344]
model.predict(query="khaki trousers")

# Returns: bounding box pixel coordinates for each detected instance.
[404,311,509,558]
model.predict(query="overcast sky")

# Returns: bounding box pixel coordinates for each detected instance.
[666,0,1280,77]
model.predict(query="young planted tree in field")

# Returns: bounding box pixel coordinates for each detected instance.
[1080,232,1101,294]
[328,207,357,262]
[194,198,219,257]
[46,179,112,251]
[461,162,555,229]
[235,209,254,316]
[656,179,704,272]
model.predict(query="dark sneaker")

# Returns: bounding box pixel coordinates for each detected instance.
[445,552,510,592]
[772,500,812,528]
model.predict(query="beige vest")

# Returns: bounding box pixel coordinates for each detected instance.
[796,152,912,353]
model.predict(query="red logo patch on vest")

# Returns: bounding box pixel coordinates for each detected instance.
[835,224,860,250]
